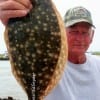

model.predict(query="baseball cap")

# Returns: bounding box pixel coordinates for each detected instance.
[64,6,95,28]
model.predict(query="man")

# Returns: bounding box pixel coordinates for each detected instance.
[0,1,100,100]
[45,6,100,100]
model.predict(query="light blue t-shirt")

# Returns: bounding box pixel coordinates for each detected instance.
[45,54,100,100]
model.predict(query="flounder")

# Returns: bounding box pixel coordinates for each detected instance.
[4,0,67,100]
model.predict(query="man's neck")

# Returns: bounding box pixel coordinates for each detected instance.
[68,53,86,64]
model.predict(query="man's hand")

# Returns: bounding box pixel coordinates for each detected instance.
[0,0,32,25]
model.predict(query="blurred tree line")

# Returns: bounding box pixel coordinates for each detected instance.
[92,51,100,55]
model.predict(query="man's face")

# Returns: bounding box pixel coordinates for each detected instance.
[66,22,94,55]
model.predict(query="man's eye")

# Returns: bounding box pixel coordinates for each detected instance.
[69,31,78,34]
[82,32,89,35]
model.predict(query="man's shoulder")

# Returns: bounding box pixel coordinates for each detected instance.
[86,53,100,65]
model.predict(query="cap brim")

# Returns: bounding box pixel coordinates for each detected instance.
[65,19,95,28]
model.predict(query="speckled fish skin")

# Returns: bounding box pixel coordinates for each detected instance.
[4,0,67,100]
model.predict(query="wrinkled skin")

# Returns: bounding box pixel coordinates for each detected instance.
[66,22,94,64]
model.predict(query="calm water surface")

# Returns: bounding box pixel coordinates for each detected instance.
[0,60,27,100]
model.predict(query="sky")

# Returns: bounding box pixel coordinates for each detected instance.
[0,0,100,53]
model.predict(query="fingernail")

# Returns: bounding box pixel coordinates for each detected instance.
[22,10,28,15]
[30,4,33,9]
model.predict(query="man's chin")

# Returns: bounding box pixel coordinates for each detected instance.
[71,49,85,55]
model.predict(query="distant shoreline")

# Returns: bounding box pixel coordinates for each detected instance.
[0,58,9,60]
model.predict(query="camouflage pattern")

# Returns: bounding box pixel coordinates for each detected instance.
[64,6,95,27]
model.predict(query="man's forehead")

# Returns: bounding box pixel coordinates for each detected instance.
[69,22,92,28]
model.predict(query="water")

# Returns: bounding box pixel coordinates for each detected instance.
[0,60,27,100]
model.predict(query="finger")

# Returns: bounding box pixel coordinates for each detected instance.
[0,18,8,25]
[0,9,28,19]
[0,0,7,2]
[0,9,29,25]
[0,1,27,10]
[14,0,32,8]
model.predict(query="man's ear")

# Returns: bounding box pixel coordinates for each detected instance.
[90,29,94,43]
